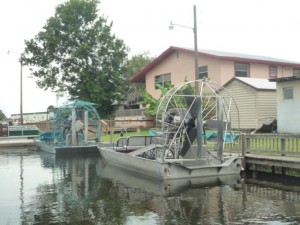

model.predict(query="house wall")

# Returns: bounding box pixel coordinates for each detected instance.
[146,51,195,99]
[143,50,293,130]
[10,112,50,124]
[276,80,300,133]
[249,63,294,78]
[219,60,234,84]
[204,56,222,84]
[146,52,231,99]
[250,63,269,79]
[145,50,296,99]
[278,66,295,78]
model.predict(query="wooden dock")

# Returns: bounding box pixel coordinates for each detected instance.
[245,154,300,170]
[223,133,300,175]
[244,154,300,175]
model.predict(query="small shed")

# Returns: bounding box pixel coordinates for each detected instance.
[222,77,276,130]
[269,76,300,134]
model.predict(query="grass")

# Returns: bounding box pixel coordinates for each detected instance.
[101,129,151,143]
[100,129,300,155]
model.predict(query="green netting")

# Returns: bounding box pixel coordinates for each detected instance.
[41,100,101,146]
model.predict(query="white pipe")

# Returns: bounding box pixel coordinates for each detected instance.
[71,109,76,146]
[84,111,88,144]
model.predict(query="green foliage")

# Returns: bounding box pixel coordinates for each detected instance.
[120,52,154,101]
[101,129,150,142]
[125,51,153,80]
[0,110,6,120]
[143,78,206,117]
[22,0,129,117]
[144,82,173,116]
[143,91,158,116]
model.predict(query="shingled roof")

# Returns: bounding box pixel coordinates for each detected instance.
[224,77,276,91]
[130,46,300,83]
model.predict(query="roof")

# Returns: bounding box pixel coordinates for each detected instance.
[11,112,48,116]
[269,76,300,82]
[224,77,276,90]
[130,46,300,83]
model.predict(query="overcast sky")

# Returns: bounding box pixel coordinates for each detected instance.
[1,0,300,117]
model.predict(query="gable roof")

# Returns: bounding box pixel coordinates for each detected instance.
[224,77,276,90]
[130,46,300,83]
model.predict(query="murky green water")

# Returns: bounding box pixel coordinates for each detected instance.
[1,148,300,225]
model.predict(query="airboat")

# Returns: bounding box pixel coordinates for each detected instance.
[98,79,243,180]
[36,100,102,154]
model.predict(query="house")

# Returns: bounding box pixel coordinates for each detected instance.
[269,76,300,134]
[221,77,276,130]
[128,46,300,129]
[130,46,300,99]
[10,111,52,124]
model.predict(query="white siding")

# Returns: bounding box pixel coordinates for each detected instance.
[222,80,257,129]
[278,101,300,133]
[256,91,277,120]
[223,79,276,130]
[277,80,300,134]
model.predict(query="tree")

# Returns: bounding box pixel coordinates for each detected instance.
[0,110,6,121]
[22,0,129,117]
[124,51,154,80]
[121,51,154,102]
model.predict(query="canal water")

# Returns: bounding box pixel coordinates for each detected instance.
[1,148,300,225]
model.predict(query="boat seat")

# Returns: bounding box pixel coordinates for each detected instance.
[113,136,156,153]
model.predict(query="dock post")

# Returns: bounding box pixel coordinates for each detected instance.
[272,166,275,174]
[281,138,286,156]
[281,167,286,176]
[241,133,246,169]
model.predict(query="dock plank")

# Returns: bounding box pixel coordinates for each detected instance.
[245,154,300,170]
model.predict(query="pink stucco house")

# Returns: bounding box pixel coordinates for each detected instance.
[115,46,300,130]
[130,46,300,99]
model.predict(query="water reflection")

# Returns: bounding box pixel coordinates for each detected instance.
[100,164,242,196]
[1,150,300,224]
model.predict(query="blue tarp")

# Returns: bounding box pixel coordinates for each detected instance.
[149,129,239,143]
[205,131,240,143]
[40,132,60,142]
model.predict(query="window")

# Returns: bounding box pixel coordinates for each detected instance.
[155,73,171,89]
[293,68,300,77]
[269,66,277,77]
[283,87,293,100]
[235,63,249,77]
[198,66,208,79]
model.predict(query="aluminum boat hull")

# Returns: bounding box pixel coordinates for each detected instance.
[99,146,242,180]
